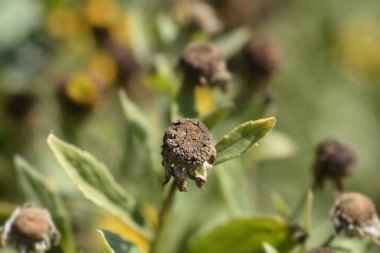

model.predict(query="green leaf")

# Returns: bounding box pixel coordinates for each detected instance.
[263,242,279,253]
[98,230,142,253]
[190,216,298,253]
[119,90,160,174]
[302,191,313,233]
[202,105,232,130]
[271,192,290,218]
[215,27,252,58]
[15,155,77,253]
[214,117,276,165]
[47,133,149,240]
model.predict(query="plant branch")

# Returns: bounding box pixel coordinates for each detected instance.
[150,181,178,253]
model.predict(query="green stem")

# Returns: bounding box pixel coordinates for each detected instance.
[150,181,178,253]
[177,81,197,118]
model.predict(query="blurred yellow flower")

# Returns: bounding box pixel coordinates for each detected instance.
[90,52,117,86]
[336,16,380,79]
[47,7,80,39]
[195,86,216,117]
[84,0,120,28]
[66,74,99,105]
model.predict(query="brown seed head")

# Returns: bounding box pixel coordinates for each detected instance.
[13,208,50,242]
[179,43,231,91]
[162,118,216,191]
[243,37,282,80]
[332,192,376,231]
[313,139,357,190]
[308,248,335,253]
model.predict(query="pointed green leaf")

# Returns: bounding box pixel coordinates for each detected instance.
[215,117,276,165]
[215,27,251,58]
[190,216,298,253]
[263,242,279,253]
[302,191,313,233]
[98,230,143,253]
[47,133,149,240]
[15,155,77,253]
[271,192,290,218]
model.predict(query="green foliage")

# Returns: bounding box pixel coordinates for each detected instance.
[215,117,276,165]
[98,230,143,253]
[190,216,299,253]
[263,242,279,253]
[47,133,149,239]
[14,155,76,253]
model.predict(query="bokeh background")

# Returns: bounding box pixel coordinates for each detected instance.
[1,0,380,252]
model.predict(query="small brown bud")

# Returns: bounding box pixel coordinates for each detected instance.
[178,43,231,91]
[308,248,335,253]
[313,139,357,190]
[1,205,60,253]
[242,37,282,80]
[172,0,222,35]
[162,118,216,191]
[331,192,380,243]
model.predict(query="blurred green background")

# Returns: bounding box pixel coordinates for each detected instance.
[1,0,380,252]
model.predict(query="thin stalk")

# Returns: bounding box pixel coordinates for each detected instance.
[321,233,337,247]
[150,181,178,253]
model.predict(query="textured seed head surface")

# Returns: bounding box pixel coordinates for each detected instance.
[308,248,335,253]
[13,208,50,241]
[333,192,376,227]
[162,118,214,168]
[179,43,231,89]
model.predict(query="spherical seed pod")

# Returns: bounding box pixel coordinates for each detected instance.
[242,37,282,80]
[331,192,380,242]
[313,139,357,190]
[1,205,60,253]
[308,248,335,253]
[162,118,216,191]
[178,43,231,91]
[172,0,222,35]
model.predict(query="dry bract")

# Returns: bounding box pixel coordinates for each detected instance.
[162,118,216,191]
[308,248,335,253]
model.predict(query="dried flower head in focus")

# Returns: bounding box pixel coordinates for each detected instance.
[331,192,380,244]
[1,205,60,253]
[162,118,216,191]
[179,43,231,91]
[313,139,357,191]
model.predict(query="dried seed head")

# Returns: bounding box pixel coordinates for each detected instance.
[308,248,335,253]
[1,205,60,253]
[242,37,282,80]
[331,192,380,243]
[179,43,231,91]
[313,139,357,190]
[162,118,216,191]
[172,0,222,35]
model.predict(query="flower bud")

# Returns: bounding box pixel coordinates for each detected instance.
[331,192,380,243]
[308,248,335,253]
[178,43,231,91]
[242,37,282,80]
[162,118,216,191]
[313,139,357,190]
[1,205,60,253]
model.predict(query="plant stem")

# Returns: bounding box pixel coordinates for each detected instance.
[150,181,178,253]
[321,233,336,247]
